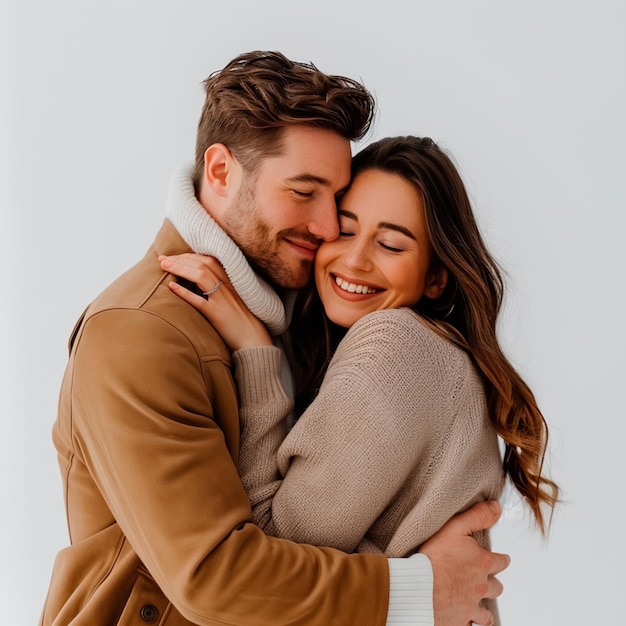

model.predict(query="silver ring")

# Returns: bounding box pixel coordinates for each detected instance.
[202,280,223,299]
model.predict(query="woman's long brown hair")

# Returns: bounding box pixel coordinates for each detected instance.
[289,136,559,533]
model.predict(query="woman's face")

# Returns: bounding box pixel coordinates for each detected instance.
[314,168,445,328]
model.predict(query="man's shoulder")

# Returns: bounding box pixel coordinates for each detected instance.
[86,219,184,315]
[74,220,230,361]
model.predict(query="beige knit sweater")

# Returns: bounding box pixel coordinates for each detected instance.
[235,306,504,551]
[234,307,504,620]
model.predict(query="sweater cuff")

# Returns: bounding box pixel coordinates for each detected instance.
[386,554,433,626]
[232,346,293,414]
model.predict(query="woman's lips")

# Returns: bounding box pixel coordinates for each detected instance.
[331,274,382,297]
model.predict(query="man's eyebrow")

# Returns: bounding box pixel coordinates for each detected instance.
[285,174,332,186]
[339,210,417,240]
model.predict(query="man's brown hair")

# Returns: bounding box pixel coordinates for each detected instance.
[194,50,376,187]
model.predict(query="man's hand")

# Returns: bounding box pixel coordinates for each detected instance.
[419,501,510,626]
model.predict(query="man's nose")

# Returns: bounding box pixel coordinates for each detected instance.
[308,199,340,241]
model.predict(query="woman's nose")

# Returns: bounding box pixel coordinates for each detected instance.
[343,240,373,271]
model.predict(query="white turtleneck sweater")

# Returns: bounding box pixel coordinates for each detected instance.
[165,164,295,335]
[165,164,435,626]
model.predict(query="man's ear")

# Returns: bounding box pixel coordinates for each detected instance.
[423,264,448,300]
[202,144,237,198]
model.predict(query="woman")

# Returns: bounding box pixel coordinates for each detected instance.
[161,136,558,586]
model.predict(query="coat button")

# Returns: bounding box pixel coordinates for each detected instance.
[140,604,158,622]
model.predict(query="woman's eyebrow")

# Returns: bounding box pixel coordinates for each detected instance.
[340,210,417,240]
[378,222,417,240]
[339,209,358,220]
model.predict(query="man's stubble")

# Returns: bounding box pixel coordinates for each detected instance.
[222,182,314,290]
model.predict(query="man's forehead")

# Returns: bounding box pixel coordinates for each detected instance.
[267,127,352,188]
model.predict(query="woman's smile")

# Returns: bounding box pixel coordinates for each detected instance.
[332,273,382,296]
[315,168,443,328]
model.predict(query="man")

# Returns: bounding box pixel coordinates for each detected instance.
[41,51,508,626]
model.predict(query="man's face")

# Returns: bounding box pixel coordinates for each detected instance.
[222,126,352,289]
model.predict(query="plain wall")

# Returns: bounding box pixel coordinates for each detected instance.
[2,1,624,623]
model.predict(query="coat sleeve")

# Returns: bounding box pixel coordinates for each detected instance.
[235,309,455,552]
[69,307,389,626]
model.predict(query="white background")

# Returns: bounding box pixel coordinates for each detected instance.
[2,1,624,624]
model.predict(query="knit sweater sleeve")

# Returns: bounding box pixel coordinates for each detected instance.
[232,346,294,511]
[235,308,469,552]
[233,346,436,625]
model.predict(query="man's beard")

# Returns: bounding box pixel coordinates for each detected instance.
[222,185,315,290]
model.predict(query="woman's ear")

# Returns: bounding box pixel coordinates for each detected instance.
[423,264,448,300]
[202,144,237,198]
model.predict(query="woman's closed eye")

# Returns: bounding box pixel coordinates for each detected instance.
[379,241,405,253]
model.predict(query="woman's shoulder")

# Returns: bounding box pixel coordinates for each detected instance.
[345,307,450,348]
[326,308,482,417]
[335,307,471,373]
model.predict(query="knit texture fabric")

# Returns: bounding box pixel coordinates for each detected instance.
[234,307,504,624]
[165,164,296,335]
[387,556,434,625]
[165,166,470,624]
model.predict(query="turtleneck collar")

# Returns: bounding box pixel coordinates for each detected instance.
[165,164,296,336]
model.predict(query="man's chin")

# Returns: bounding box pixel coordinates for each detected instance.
[263,262,313,291]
